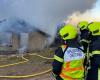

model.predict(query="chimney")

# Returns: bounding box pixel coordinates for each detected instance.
[12,33,20,51]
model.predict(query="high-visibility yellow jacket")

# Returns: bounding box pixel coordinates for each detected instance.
[60,45,85,80]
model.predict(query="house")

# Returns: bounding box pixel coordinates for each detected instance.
[0,30,50,54]
[0,18,50,54]
[28,30,50,52]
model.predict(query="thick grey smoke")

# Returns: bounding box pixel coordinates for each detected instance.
[0,17,34,33]
[0,0,96,36]
[0,0,98,52]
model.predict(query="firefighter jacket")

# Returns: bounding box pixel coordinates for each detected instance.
[52,40,85,80]
[80,29,90,53]
[90,36,100,54]
[89,36,100,65]
[86,36,100,80]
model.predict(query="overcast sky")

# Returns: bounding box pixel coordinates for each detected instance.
[92,0,100,18]
[0,0,97,36]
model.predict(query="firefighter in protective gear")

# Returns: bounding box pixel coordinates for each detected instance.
[86,22,100,80]
[78,21,91,79]
[78,21,90,53]
[52,24,85,80]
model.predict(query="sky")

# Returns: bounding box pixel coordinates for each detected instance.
[92,0,100,18]
[0,0,97,37]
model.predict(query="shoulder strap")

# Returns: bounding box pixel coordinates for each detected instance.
[77,47,84,52]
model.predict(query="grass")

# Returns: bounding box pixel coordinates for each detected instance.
[0,55,25,65]
[0,48,55,80]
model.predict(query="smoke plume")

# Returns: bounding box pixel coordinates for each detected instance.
[65,0,100,28]
[0,0,96,36]
[0,0,98,46]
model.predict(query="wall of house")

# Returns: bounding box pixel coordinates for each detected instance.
[11,33,20,51]
[28,32,48,52]
[0,32,49,53]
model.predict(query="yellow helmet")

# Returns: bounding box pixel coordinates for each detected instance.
[88,22,100,36]
[78,21,88,30]
[59,24,78,40]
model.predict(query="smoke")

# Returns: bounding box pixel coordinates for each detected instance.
[65,0,100,27]
[0,0,98,47]
[0,0,96,36]
[0,33,11,46]
[0,17,34,33]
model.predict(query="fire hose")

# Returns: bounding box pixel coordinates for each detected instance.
[0,53,53,79]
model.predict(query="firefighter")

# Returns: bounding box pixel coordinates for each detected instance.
[78,21,91,79]
[52,24,85,80]
[78,21,90,53]
[86,22,100,80]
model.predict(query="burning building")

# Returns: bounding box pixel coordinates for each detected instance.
[0,31,49,54]
[0,18,50,54]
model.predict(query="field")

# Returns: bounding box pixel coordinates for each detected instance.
[0,48,55,80]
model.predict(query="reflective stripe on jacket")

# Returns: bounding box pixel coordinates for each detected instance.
[60,46,85,80]
[92,51,100,55]
[54,45,67,63]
